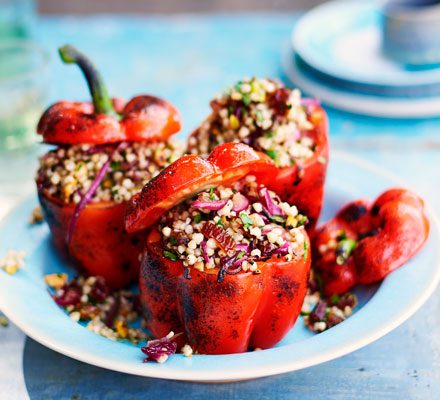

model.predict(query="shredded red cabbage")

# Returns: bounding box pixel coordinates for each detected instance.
[66,143,125,246]
[141,332,181,363]
[53,282,81,307]
[232,193,249,212]
[259,187,285,217]
[310,300,327,322]
[201,240,211,264]
[272,241,290,257]
[235,243,249,252]
[192,199,228,211]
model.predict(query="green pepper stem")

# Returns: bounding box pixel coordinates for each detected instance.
[58,45,117,117]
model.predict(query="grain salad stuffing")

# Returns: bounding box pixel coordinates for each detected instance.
[37,140,184,204]
[188,77,315,167]
[49,275,148,343]
[0,249,25,275]
[301,272,358,333]
[159,176,308,282]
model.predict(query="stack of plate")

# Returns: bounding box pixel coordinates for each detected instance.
[284,0,440,118]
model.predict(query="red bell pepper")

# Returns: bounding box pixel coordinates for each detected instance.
[37,45,181,145]
[188,81,329,230]
[125,143,311,354]
[312,188,430,296]
[36,45,182,288]
[256,104,329,229]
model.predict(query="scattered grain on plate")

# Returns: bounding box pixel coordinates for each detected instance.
[0,314,9,328]
[29,206,44,225]
[44,273,68,289]
[0,249,26,275]
[48,274,149,344]
[181,344,194,357]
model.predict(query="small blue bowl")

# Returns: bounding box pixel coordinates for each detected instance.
[383,0,440,66]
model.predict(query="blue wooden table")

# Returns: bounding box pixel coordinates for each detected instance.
[0,13,439,400]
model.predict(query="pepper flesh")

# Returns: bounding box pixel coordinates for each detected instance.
[313,188,429,295]
[139,228,311,354]
[38,192,144,288]
[255,104,329,229]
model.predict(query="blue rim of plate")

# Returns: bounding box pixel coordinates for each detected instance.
[282,48,440,118]
[295,54,440,98]
[0,151,439,382]
[293,0,440,88]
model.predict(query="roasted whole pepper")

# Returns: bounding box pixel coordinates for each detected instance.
[187,78,329,229]
[126,143,311,354]
[36,45,182,288]
[313,188,430,296]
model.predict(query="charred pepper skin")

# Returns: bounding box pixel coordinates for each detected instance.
[313,189,429,296]
[140,228,311,354]
[254,105,329,230]
[36,45,181,288]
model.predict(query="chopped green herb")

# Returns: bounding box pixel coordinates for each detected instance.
[193,214,202,223]
[216,219,225,228]
[242,93,251,106]
[330,294,341,305]
[75,161,85,172]
[234,81,243,92]
[163,249,178,261]
[239,212,254,229]
[335,239,357,265]
[110,161,121,171]
[265,132,274,138]
[269,215,285,224]
[303,241,308,261]
[236,251,246,260]
[297,215,308,226]
[169,237,178,246]
[209,188,216,200]
[265,149,277,160]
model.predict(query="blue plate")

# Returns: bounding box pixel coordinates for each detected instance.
[293,0,440,92]
[0,152,439,382]
[282,49,440,118]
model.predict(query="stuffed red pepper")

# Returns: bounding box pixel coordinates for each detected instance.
[188,77,329,228]
[36,45,183,288]
[125,142,311,354]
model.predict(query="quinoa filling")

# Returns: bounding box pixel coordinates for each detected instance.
[158,176,308,282]
[188,77,316,168]
[37,140,184,204]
